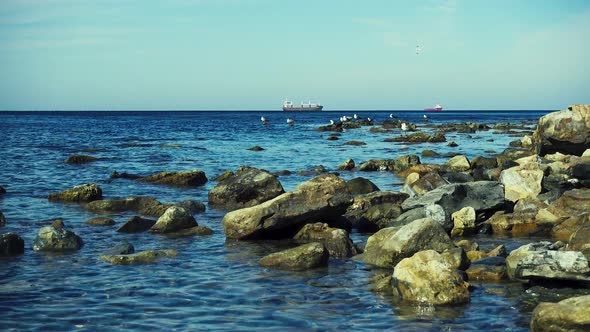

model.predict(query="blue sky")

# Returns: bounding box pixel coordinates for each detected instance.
[0,0,589,110]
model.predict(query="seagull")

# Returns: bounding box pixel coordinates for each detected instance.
[389,113,395,119]
[340,116,348,122]
[367,117,372,122]
[353,114,359,120]
[423,114,428,119]
[401,122,408,131]
[261,116,266,122]
[287,118,294,124]
[329,119,335,125]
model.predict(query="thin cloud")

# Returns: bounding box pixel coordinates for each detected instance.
[420,0,457,14]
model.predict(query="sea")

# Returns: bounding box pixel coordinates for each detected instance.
[0,110,556,331]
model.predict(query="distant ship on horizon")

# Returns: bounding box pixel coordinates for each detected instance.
[424,104,443,111]
[282,99,323,111]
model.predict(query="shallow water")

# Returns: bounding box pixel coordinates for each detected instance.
[0,110,554,330]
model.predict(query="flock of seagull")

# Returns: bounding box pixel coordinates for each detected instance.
[260,113,428,131]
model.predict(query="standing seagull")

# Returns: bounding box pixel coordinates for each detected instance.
[287,118,294,124]
[261,116,268,125]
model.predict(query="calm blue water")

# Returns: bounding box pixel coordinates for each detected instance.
[0,110,550,331]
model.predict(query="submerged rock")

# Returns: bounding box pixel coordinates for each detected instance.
[104,241,135,255]
[0,233,25,256]
[100,249,177,265]
[150,206,197,234]
[85,217,116,226]
[64,154,98,164]
[223,174,352,240]
[392,250,470,305]
[532,104,590,156]
[0,185,5,195]
[84,196,167,217]
[259,242,329,270]
[140,169,208,187]
[531,295,590,332]
[32,221,83,251]
[359,218,455,269]
[48,183,102,203]
[293,223,357,258]
[208,166,285,210]
[0,211,5,227]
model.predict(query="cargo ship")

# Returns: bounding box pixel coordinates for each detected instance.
[424,104,443,111]
[282,99,323,111]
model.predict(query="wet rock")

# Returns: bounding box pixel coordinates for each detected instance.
[421,149,439,157]
[456,239,479,252]
[32,221,83,251]
[392,250,470,304]
[259,242,329,270]
[213,170,234,182]
[110,171,142,180]
[104,241,135,255]
[358,154,421,172]
[369,273,393,293]
[0,185,5,195]
[405,172,448,196]
[445,155,471,172]
[346,177,379,195]
[100,249,177,265]
[566,218,590,259]
[48,183,102,203]
[247,145,265,151]
[344,191,408,231]
[175,200,206,214]
[140,169,208,187]
[273,170,292,176]
[327,135,339,140]
[451,206,476,237]
[487,211,547,236]
[396,164,442,178]
[85,196,168,217]
[500,147,535,161]
[448,141,458,147]
[471,156,499,170]
[442,247,470,271]
[401,181,506,228]
[514,197,548,214]
[208,166,285,210]
[337,159,355,171]
[466,256,507,281]
[223,174,353,240]
[163,226,214,237]
[85,217,116,226]
[506,242,590,282]
[293,222,357,258]
[344,140,366,146]
[358,218,455,268]
[353,203,403,232]
[296,165,328,176]
[530,295,590,332]
[150,206,197,234]
[116,216,156,233]
[0,233,25,256]
[64,154,98,164]
[550,213,590,242]
[386,131,446,143]
[532,104,590,156]
[0,211,5,227]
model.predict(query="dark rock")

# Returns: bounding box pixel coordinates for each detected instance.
[208,166,285,210]
[327,135,339,140]
[297,165,328,176]
[346,177,380,195]
[176,200,206,213]
[110,171,142,180]
[273,170,292,176]
[0,211,5,227]
[259,242,329,270]
[0,185,6,195]
[448,141,458,147]
[150,206,197,234]
[64,154,98,164]
[407,172,449,195]
[247,145,265,151]
[391,207,427,227]
[337,159,355,171]
[116,216,156,233]
[443,172,474,183]
[48,183,102,203]
[471,156,499,169]
[344,191,408,230]
[104,241,135,255]
[293,222,357,258]
[85,217,116,226]
[100,249,177,265]
[140,169,207,187]
[163,226,214,237]
[223,174,352,240]
[213,170,234,182]
[421,149,439,157]
[0,233,24,256]
[32,221,83,251]
[343,141,366,146]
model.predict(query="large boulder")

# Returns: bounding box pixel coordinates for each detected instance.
[532,104,590,156]
[208,166,285,210]
[117,216,156,233]
[0,233,24,256]
[223,174,353,240]
[140,169,207,187]
[506,242,590,282]
[150,206,197,233]
[293,223,357,258]
[48,183,102,203]
[392,250,470,304]
[346,177,379,195]
[344,191,408,232]
[259,242,329,270]
[531,295,590,332]
[358,218,455,268]
[401,181,506,230]
[32,220,83,251]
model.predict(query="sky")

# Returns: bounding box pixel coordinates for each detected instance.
[0,0,589,111]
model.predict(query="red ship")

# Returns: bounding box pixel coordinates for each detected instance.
[424,104,443,111]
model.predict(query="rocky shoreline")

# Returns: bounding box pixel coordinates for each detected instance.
[1,104,590,330]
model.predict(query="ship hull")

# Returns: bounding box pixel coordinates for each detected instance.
[283,106,323,111]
